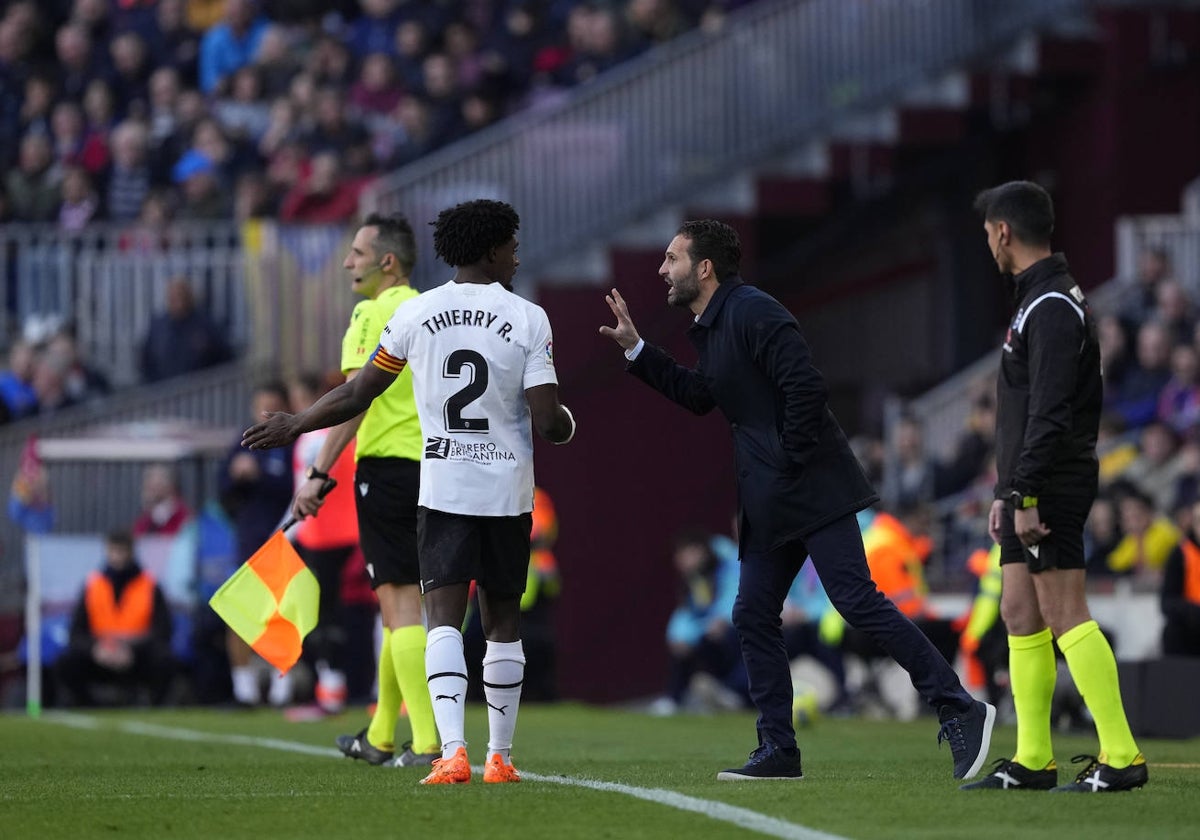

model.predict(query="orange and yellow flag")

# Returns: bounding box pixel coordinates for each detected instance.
[209,531,319,674]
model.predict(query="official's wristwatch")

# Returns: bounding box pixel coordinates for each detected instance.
[1009,490,1038,510]
[305,466,330,482]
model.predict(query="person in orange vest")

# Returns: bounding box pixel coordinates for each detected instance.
[1161,498,1200,656]
[56,531,176,706]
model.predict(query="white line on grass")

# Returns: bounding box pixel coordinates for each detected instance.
[43,714,848,840]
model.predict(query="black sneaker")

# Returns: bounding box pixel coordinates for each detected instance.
[335,728,394,765]
[1049,753,1148,793]
[716,743,803,781]
[389,740,440,767]
[960,758,1058,791]
[937,700,996,780]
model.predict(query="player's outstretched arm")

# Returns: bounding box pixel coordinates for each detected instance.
[243,362,398,450]
[526,383,576,445]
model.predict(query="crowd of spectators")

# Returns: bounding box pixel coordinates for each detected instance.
[0,0,759,228]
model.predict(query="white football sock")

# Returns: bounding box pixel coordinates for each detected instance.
[426,625,468,759]
[483,640,525,760]
[232,666,260,705]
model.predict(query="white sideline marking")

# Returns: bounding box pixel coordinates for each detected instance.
[41,714,848,840]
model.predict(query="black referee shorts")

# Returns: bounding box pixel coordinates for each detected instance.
[354,456,420,589]
[416,506,532,598]
[998,494,1094,573]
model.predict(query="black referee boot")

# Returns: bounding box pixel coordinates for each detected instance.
[960,758,1058,791]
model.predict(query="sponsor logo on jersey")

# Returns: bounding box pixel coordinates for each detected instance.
[545,340,554,364]
[424,436,516,463]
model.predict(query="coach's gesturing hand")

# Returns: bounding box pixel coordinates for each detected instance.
[599,288,642,352]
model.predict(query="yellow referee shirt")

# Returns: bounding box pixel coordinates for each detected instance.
[341,284,422,460]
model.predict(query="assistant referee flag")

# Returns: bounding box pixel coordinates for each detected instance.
[209,531,319,673]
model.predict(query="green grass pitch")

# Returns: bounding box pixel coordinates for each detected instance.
[1,704,1196,839]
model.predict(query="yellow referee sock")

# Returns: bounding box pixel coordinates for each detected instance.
[367,627,399,751]
[1058,620,1140,767]
[391,625,439,754]
[1009,627,1056,770]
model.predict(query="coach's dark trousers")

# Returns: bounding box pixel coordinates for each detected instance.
[734,512,973,750]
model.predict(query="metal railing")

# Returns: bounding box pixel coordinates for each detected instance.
[363,0,1087,289]
[0,221,355,387]
[1,223,247,387]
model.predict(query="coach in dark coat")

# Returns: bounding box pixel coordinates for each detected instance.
[601,220,992,782]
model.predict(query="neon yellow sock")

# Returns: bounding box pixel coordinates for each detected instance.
[391,625,439,754]
[367,627,398,750]
[1058,620,1140,767]
[1008,628,1056,769]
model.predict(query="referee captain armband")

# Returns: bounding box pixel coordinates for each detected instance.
[556,405,576,445]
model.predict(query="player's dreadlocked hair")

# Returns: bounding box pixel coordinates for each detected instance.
[362,212,417,276]
[432,200,520,267]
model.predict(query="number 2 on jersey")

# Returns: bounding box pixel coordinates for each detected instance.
[443,349,489,432]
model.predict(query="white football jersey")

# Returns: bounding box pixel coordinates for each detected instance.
[373,280,558,516]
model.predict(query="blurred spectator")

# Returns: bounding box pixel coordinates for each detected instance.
[881,415,935,510]
[1109,320,1173,430]
[140,277,232,383]
[935,392,996,498]
[46,325,109,405]
[146,67,182,150]
[232,171,276,220]
[480,1,549,95]
[1097,412,1139,485]
[198,0,268,95]
[79,80,116,173]
[19,74,56,138]
[1117,246,1173,329]
[109,30,152,118]
[1153,279,1195,347]
[1122,421,1189,513]
[304,86,372,174]
[1157,343,1200,438]
[31,350,76,414]
[349,52,404,126]
[278,151,368,224]
[105,120,154,222]
[257,96,300,160]
[420,52,466,146]
[392,18,430,92]
[558,3,631,87]
[253,24,296,98]
[55,22,99,102]
[1108,483,1180,581]
[131,464,192,537]
[8,433,53,533]
[219,381,295,706]
[5,132,60,222]
[172,149,230,219]
[378,96,435,168]
[346,0,401,58]
[306,32,354,88]
[0,339,39,422]
[187,0,228,33]
[1084,494,1122,572]
[213,65,271,143]
[626,0,691,49]
[56,531,177,707]
[146,0,200,80]
[654,530,743,714]
[57,167,100,232]
[1097,313,1133,396]
[1161,498,1200,656]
